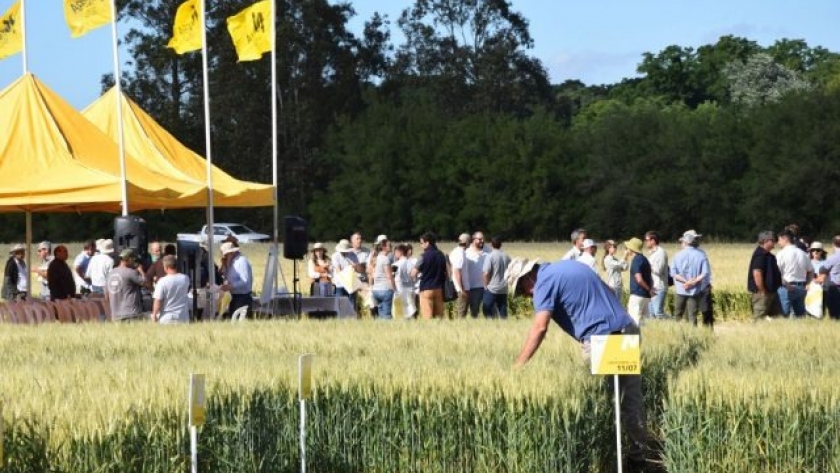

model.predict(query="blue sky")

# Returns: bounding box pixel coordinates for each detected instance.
[1,0,839,109]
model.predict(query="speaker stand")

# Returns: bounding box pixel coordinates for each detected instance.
[261,246,294,318]
[292,259,302,318]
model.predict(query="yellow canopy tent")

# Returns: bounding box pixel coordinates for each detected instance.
[83,88,274,207]
[0,74,189,212]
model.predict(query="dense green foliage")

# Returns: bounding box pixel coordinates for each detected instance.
[2,1,839,243]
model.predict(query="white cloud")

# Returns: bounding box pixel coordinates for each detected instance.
[546,50,644,85]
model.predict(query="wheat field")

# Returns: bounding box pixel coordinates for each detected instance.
[1,318,839,472]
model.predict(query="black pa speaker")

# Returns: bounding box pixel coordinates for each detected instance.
[283,216,308,260]
[114,215,148,259]
[176,240,199,277]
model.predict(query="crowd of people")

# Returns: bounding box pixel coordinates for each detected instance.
[5,222,838,326]
[307,231,512,320]
[562,227,714,327]
[303,223,840,325]
[1,235,253,324]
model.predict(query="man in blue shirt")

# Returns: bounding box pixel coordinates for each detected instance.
[670,230,712,326]
[626,237,654,325]
[219,242,253,319]
[512,259,652,471]
[820,235,840,319]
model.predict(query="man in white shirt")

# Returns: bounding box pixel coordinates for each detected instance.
[464,231,489,317]
[449,233,471,317]
[561,228,587,261]
[645,231,670,319]
[151,255,191,324]
[35,241,53,299]
[577,239,598,273]
[86,239,116,294]
[775,228,813,317]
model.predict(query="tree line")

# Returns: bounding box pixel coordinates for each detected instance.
[3,0,840,244]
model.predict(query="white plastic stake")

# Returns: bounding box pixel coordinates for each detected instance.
[614,374,623,473]
[299,354,313,473]
[189,373,206,473]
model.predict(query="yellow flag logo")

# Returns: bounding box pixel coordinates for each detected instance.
[167,0,203,55]
[226,0,272,62]
[590,335,641,375]
[0,1,22,61]
[64,0,113,38]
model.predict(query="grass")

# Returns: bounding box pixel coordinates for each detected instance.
[0,319,709,472]
[0,311,839,471]
[663,320,840,472]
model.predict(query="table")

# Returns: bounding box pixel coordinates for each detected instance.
[254,296,357,319]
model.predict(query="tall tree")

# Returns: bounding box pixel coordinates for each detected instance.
[112,0,390,233]
[725,53,811,107]
[391,0,552,116]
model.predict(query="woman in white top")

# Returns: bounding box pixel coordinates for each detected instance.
[392,243,417,318]
[367,239,396,319]
[601,240,627,300]
[307,243,332,296]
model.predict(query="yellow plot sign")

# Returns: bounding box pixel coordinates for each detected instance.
[590,335,641,375]
[189,374,206,427]
[299,354,314,400]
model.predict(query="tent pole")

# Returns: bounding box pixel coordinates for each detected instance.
[25,211,31,299]
[270,0,279,294]
[20,0,28,74]
[109,0,129,216]
[200,0,217,318]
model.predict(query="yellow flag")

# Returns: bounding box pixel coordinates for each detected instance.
[167,0,203,55]
[64,0,113,38]
[226,0,272,62]
[0,1,22,61]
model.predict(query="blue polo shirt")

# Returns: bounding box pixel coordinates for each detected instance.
[670,247,710,296]
[533,260,635,341]
[629,253,652,298]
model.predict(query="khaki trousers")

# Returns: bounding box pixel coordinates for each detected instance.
[419,289,444,319]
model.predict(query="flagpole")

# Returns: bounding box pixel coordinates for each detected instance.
[109,0,129,216]
[270,0,279,282]
[20,0,28,73]
[200,0,217,317]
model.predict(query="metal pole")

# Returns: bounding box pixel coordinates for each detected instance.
[25,211,31,299]
[299,397,307,473]
[270,0,280,296]
[109,0,129,216]
[190,425,198,473]
[200,0,217,317]
[20,0,27,74]
[614,374,623,473]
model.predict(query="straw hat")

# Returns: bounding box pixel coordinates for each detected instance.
[99,239,115,254]
[311,242,325,251]
[624,237,643,254]
[335,239,352,253]
[679,229,703,244]
[8,243,24,255]
[220,242,239,256]
[505,257,543,296]
[810,241,825,252]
